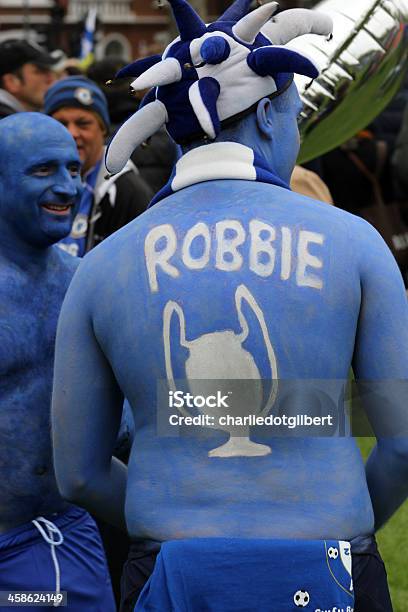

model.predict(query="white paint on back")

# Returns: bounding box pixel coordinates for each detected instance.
[163,284,279,458]
[182,222,211,270]
[145,223,179,293]
[296,230,324,289]
[249,219,276,277]
[215,220,245,271]
[144,220,325,293]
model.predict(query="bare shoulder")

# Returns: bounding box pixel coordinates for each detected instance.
[64,215,148,304]
[285,187,387,239]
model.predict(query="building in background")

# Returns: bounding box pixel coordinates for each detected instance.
[0,0,168,59]
[0,0,313,61]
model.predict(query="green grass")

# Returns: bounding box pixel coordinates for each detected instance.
[358,438,408,612]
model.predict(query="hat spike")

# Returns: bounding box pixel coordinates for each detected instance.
[105,100,168,175]
[247,46,319,79]
[232,1,279,44]
[261,9,333,45]
[130,57,182,92]
[167,0,207,41]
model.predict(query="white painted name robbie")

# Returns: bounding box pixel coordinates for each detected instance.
[145,219,325,293]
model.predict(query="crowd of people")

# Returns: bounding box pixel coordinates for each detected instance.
[0,39,178,260]
[2,38,407,279]
[0,0,407,609]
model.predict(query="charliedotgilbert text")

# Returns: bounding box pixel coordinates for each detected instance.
[169,413,334,429]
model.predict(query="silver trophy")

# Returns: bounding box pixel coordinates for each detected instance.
[163,284,279,457]
[289,0,408,162]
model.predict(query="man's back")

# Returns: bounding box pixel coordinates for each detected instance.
[52,4,408,607]
[59,174,408,542]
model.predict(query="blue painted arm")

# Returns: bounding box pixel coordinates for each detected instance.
[52,258,127,532]
[352,220,408,530]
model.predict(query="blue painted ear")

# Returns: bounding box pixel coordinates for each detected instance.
[247,47,319,79]
[167,0,207,41]
[115,55,162,79]
[219,0,252,22]
[189,76,221,139]
[200,37,231,64]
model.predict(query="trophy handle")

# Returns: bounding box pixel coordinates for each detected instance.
[235,284,278,416]
[163,300,192,418]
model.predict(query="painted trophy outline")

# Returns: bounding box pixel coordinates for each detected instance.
[163,283,278,457]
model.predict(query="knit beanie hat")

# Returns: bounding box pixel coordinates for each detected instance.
[44,76,110,131]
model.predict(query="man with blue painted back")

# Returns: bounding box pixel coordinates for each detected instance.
[52,1,408,611]
[0,113,115,610]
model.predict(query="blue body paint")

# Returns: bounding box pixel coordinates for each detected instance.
[0,113,82,531]
[53,85,408,539]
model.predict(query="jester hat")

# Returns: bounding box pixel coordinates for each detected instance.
[105,0,333,175]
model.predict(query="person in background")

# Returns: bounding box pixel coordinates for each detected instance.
[56,58,85,79]
[44,75,153,257]
[321,69,408,209]
[87,57,178,195]
[320,130,386,215]
[0,113,115,610]
[291,165,333,203]
[0,40,57,118]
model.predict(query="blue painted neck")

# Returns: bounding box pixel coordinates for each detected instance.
[0,218,51,269]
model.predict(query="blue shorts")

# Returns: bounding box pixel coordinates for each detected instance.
[0,506,115,611]
[121,536,393,612]
[135,538,355,611]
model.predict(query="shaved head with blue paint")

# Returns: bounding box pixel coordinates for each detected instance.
[0,113,82,250]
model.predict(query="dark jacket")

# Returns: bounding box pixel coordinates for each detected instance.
[86,158,153,252]
[131,129,178,196]
[106,92,177,196]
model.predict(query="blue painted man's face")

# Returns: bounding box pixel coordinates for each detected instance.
[0,113,83,248]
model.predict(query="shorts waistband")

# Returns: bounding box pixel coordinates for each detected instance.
[129,535,377,557]
[0,505,89,552]
[350,534,377,554]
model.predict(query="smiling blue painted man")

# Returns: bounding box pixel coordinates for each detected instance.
[52,2,408,611]
[0,113,115,610]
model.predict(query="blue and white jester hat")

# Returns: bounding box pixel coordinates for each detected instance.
[105,0,333,175]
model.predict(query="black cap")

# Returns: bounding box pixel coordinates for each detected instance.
[0,40,58,77]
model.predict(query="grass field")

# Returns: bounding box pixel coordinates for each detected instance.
[358,438,408,612]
